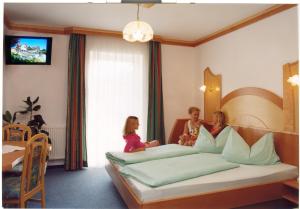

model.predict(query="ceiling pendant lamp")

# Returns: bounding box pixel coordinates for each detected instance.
[123,4,153,42]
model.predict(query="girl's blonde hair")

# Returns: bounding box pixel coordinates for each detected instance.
[213,111,226,127]
[188,106,200,114]
[123,116,138,136]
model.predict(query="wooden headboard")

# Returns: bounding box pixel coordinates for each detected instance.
[168,120,298,166]
[221,87,284,131]
[220,87,298,166]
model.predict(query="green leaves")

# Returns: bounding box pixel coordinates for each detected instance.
[33,96,39,104]
[23,96,32,106]
[20,96,40,114]
[21,96,47,137]
[19,110,28,115]
[12,112,17,123]
[2,111,18,123]
[3,111,12,123]
[2,96,50,144]
[21,96,45,129]
[33,105,41,111]
[33,114,46,129]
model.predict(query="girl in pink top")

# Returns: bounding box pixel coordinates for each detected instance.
[123,116,160,153]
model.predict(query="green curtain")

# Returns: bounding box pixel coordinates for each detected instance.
[65,34,88,170]
[147,41,166,145]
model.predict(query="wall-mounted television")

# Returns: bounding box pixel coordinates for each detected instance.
[5,35,52,65]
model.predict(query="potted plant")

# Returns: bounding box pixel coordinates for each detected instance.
[3,96,51,144]
[18,96,51,143]
[3,96,52,174]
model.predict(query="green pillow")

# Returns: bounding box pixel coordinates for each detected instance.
[222,129,280,165]
[194,126,232,153]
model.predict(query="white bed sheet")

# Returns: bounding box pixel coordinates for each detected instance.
[114,156,298,203]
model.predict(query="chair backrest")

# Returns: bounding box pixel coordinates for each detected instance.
[168,119,213,144]
[168,119,189,144]
[20,133,48,198]
[2,124,32,142]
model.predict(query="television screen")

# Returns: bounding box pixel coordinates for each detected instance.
[5,35,52,65]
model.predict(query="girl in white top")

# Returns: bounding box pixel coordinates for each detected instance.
[178,107,202,146]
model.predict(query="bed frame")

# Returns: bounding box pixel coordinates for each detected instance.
[106,126,298,209]
[106,86,298,209]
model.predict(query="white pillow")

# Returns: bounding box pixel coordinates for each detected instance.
[222,128,280,165]
[193,126,232,153]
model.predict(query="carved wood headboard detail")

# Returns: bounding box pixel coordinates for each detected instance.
[221,87,284,131]
[283,61,299,133]
[204,68,222,122]
[221,87,283,109]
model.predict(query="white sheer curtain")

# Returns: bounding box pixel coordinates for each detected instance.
[86,36,148,167]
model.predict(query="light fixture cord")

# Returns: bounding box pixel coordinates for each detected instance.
[137,3,140,21]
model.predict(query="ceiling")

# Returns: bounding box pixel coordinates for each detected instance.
[4,3,273,41]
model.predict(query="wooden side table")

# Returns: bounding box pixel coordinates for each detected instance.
[283,179,298,205]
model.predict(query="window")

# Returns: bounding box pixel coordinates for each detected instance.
[86,36,148,167]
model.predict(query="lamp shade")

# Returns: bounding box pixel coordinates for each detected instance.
[123,20,153,42]
[287,74,300,86]
[200,85,206,92]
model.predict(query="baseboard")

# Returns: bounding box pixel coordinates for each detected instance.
[47,164,64,169]
[48,159,64,166]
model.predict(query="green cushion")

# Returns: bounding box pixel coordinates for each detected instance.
[222,128,280,165]
[194,126,232,153]
[2,177,20,199]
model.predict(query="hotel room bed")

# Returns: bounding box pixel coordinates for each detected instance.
[105,127,298,209]
[106,87,299,209]
[117,159,298,202]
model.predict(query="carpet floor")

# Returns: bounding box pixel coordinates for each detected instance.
[28,166,127,209]
[24,167,296,209]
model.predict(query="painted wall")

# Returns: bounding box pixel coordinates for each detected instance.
[3,7,298,146]
[3,29,69,129]
[161,45,198,141]
[2,30,198,146]
[195,7,298,114]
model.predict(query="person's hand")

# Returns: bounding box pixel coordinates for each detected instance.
[187,140,194,146]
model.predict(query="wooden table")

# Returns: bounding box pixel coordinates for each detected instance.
[3,141,26,172]
[3,141,52,172]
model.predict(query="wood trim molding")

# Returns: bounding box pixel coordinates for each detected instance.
[4,13,12,28]
[6,22,66,34]
[65,27,196,47]
[4,4,296,47]
[193,4,296,46]
[204,67,222,121]
[65,26,122,37]
[283,61,299,133]
[5,22,195,47]
[221,87,283,109]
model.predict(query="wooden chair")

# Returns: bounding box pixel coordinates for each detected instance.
[168,119,213,144]
[3,133,48,208]
[3,124,32,142]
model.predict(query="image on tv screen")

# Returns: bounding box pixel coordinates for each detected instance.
[6,36,52,65]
